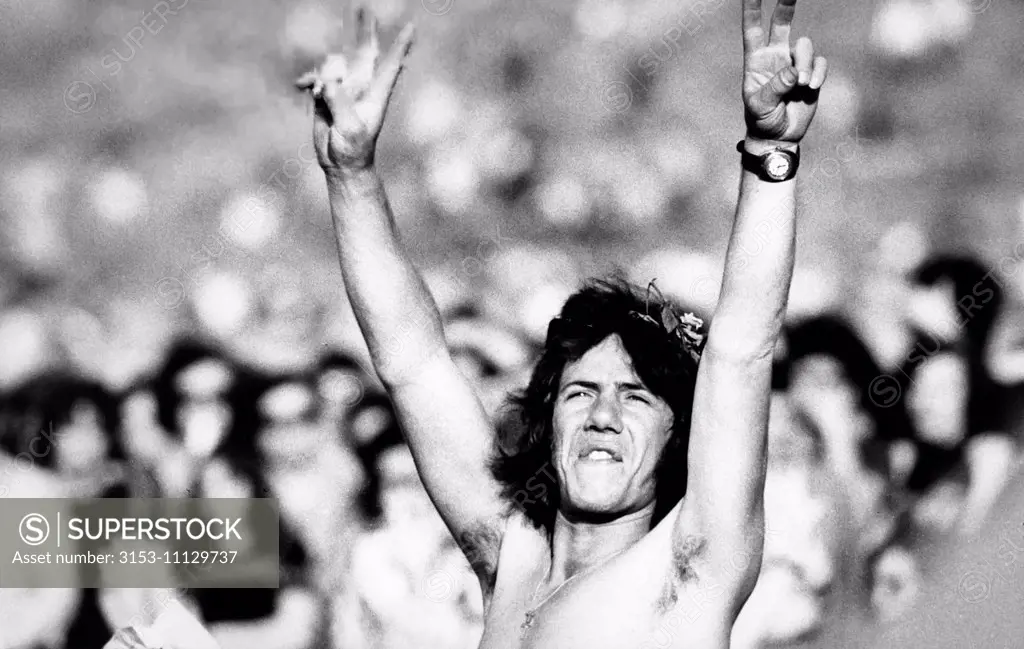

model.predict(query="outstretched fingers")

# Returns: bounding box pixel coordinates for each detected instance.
[365,23,415,129]
[742,0,765,53]
[356,7,380,68]
[768,0,797,45]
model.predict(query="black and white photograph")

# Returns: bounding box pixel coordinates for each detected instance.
[1,0,1023,647]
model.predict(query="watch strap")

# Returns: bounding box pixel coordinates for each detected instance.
[736,140,800,182]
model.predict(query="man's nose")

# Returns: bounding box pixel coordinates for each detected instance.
[585,392,622,433]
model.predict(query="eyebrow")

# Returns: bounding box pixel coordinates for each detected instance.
[560,380,651,394]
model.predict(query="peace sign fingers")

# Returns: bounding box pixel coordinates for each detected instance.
[742,0,766,54]
[768,0,797,46]
[740,0,826,143]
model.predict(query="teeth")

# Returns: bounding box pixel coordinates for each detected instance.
[586,450,614,460]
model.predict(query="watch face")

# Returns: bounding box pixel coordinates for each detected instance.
[765,152,792,180]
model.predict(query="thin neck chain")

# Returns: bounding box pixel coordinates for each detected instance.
[521,548,626,633]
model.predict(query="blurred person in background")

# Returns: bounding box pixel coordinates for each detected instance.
[331,390,398,648]
[151,338,252,497]
[346,391,404,525]
[863,516,923,624]
[731,392,849,649]
[346,442,483,649]
[897,254,1018,536]
[345,391,483,649]
[982,254,1024,438]
[253,371,364,591]
[85,448,319,649]
[444,313,535,418]
[777,326,925,626]
[1,371,126,498]
[0,370,179,649]
[853,468,1024,649]
[116,385,172,498]
[328,312,500,642]
[250,368,369,649]
[342,386,483,649]
[897,341,1007,534]
[299,2,829,647]
[185,452,324,649]
[785,315,911,558]
[0,371,127,649]
[316,349,369,435]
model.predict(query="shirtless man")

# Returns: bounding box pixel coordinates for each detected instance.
[299,1,827,646]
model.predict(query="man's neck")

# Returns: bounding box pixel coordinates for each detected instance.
[546,503,655,585]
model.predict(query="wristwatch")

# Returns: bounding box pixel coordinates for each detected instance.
[736,140,800,182]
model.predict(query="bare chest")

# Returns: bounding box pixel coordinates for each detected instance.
[476,528,728,649]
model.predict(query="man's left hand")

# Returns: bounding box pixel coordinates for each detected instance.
[742,0,828,143]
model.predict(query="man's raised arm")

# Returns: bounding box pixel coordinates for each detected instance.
[676,0,827,610]
[302,11,507,582]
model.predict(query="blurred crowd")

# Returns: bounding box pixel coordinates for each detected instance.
[3,0,1024,647]
[2,242,1024,649]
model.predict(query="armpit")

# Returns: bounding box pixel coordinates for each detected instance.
[454,523,503,595]
[672,533,708,583]
[657,533,708,613]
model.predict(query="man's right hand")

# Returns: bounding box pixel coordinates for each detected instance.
[298,9,506,592]
[296,9,414,176]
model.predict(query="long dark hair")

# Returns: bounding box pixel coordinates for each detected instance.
[912,254,1003,352]
[903,254,1008,438]
[898,333,1006,441]
[0,371,124,468]
[345,391,404,525]
[491,277,702,536]
[153,337,234,435]
[152,337,267,460]
[786,314,914,479]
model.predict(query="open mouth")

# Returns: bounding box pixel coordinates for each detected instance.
[577,446,624,462]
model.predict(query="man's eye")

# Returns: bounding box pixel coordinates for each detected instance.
[627,394,651,405]
[566,390,589,400]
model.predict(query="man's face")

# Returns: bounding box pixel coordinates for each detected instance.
[551,335,674,519]
[908,352,967,446]
[317,367,364,422]
[55,401,110,475]
[175,359,233,458]
[906,280,960,342]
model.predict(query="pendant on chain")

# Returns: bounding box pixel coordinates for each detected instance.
[521,609,537,633]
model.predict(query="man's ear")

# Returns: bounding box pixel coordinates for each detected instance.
[661,421,678,448]
[663,423,674,442]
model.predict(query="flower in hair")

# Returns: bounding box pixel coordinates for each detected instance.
[629,280,705,363]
